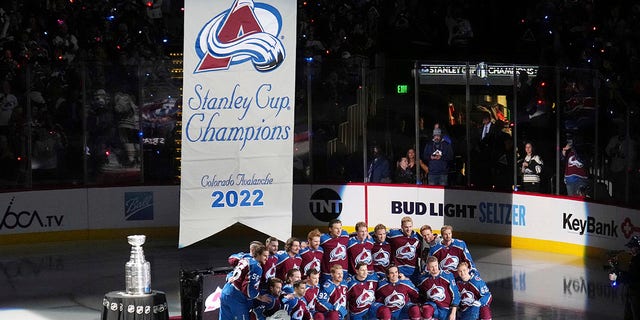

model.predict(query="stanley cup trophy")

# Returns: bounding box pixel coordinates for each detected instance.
[125,235,151,295]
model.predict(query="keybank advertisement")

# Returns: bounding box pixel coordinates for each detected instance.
[293,185,639,251]
[366,186,635,249]
[180,0,296,247]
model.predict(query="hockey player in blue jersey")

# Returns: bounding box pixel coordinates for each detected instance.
[456,261,492,320]
[220,244,271,320]
[316,264,348,320]
[251,277,283,320]
[428,225,477,274]
[282,280,313,320]
[282,268,303,296]
[227,241,264,268]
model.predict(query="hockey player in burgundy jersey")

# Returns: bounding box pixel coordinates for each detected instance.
[220,245,272,320]
[282,280,312,320]
[456,261,492,320]
[418,256,460,320]
[275,237,303,282]
[262,237,279,286]
[251,278,283,320]
[347,221,374,276]
[375,265,422,320]
[316,264,348,320]
[347,262,381,320]
[371,224,392,279]
[428,225,477,274]
[387,217,422,281]
[304,269,325,320]
[320,219,350,283]
[300,229,324,278]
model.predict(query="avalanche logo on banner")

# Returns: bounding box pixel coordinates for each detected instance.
[180,0,295,248]
[195,0,285,73]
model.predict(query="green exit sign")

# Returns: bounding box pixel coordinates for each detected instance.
[397,84,408,94]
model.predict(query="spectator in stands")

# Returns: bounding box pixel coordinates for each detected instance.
[519,142,544,193]
[0,79,16,142]
[605,123,637,202]
[445,4,473,49]
[367,144,391,183]
[406,147,425,184]
[114,91,140,167]
[395,156,415,184]
[561,139,589,196]
[0,134,17,184]
[52,21,79,63]
[473,112,502,188]
[423,127,453,186]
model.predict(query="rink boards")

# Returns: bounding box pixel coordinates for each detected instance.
[0,184,638,256]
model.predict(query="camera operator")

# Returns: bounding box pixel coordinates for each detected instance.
[609,236,640,320]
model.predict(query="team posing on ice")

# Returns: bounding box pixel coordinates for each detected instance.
[220,217,493,320]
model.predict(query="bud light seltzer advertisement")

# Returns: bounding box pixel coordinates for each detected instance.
[180,0,296,247]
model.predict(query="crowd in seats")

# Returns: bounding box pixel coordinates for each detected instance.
[0,0,181,185]
[0,1,639,205]
[298,0,640,204]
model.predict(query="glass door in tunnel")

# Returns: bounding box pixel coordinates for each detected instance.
[415,62,540,189]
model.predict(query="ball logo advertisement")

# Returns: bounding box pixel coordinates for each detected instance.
[180,0,296,247]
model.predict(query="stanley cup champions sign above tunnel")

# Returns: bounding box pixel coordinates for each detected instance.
[180,0,296,247]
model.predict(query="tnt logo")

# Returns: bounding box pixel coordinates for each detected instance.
[309,188,342,222]
[194,0,285,73]
[124,192,154,221]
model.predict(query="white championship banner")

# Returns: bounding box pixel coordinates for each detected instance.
[180,0,296,247]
